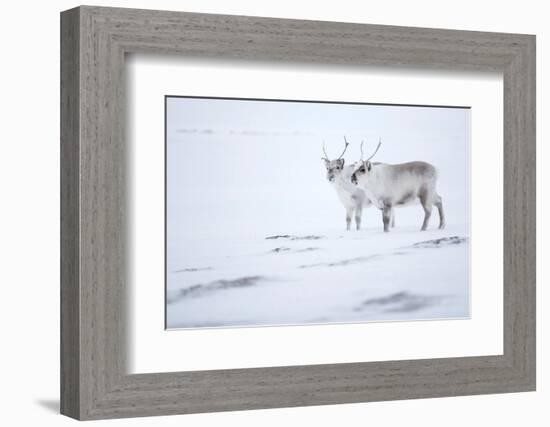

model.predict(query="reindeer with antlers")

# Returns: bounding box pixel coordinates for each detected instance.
[322,137,376,231]
[351,140,445,232]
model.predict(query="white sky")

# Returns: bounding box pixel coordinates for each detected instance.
[167,96,469,142]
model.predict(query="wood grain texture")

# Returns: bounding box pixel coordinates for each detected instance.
[60,7,80,419]
[60,5,536,420]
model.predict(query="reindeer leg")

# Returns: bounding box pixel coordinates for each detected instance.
[355,205,362,231]
[419,190,433,231]
[391,211,396,228]
[421,207,432,231]
[345,207,353,231]
[382,206,393,232]
[435,194,445,229]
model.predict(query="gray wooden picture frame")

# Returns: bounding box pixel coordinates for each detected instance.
[60,5,536,421]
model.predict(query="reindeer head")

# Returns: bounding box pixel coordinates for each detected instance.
[322,137,350,183]
[351,139,382,186]
[351,161,371,185]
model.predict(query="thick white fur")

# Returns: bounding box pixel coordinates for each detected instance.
[352,161,444,232]
[325,160,371,231]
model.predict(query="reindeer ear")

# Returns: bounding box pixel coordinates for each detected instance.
[366,161,372,172]
[339,158,345,166]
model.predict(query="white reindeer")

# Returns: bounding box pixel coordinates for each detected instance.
[351,140,445,232]
[323,137,389,231]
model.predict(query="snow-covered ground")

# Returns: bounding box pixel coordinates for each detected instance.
[167,223,469,329]
[166,97,470,329]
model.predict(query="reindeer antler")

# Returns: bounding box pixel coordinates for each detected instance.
[336,136,350,159]
[360,140,365,161]
[321,141,330,160]
[365,137,382,162]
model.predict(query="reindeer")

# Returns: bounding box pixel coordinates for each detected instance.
[351,140,445,232]
[322,137,375,231]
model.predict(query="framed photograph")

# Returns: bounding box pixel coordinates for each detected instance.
[61,6,536,420]
[165,96,470,330]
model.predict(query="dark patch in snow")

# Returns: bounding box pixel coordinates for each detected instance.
[300,252,406,269]
[411,236,468,249]
[270,247,320,254]
[271,247,291,253]
[167,275,265,304]
[356,291,444,313]
[172,266,213,273]
[266,234,323,241]
[266,234,292,240]
[295,247,320,253]
[300,255,378,268]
